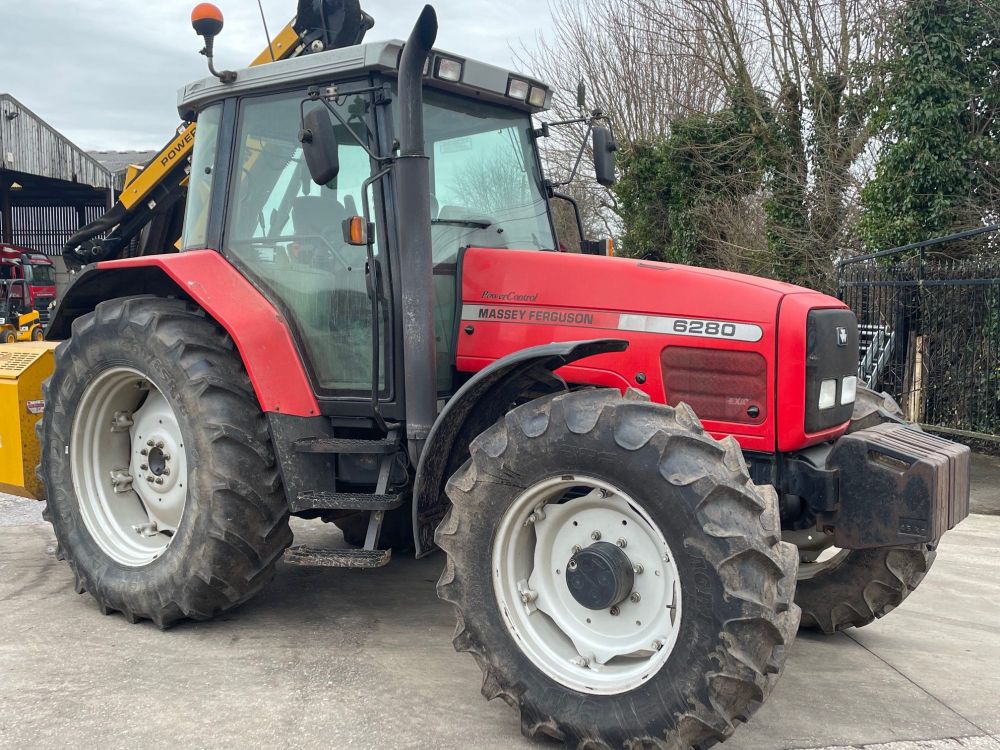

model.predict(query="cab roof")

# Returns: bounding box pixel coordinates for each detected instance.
[177,39,552,120]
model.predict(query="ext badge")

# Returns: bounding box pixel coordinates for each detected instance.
[836,327,848,347]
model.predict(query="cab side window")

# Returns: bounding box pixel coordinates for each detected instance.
[224,89,385,394]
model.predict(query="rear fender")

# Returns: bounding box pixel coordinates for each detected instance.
[412,339,628,557]
[47,251,320,417]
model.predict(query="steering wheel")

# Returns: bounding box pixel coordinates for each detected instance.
[231,233,362,273]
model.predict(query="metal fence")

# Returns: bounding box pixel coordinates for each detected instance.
[838,225,1000,443]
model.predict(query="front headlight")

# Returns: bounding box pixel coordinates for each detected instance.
[819,379,838,410]
[841,376,858,406]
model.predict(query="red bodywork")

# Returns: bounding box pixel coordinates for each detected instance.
[0,244,56,309]
[96,252,320,417]
[458,248,850,453]
[95,246,849,453]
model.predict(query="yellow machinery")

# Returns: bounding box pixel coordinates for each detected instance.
[0,341,57,499]
[0,309,44,343]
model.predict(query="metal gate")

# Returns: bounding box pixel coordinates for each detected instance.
[837,225,1000,443]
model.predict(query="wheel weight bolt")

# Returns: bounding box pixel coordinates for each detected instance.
[591,530,602,541]
[630,592,641,603]
[610,606,620,616]
[652,640,663,651]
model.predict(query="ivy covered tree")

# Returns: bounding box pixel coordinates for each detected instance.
[614,104,762,268]
[860,0,1000,251]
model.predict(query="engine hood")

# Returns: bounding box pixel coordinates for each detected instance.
[460,247,832,325]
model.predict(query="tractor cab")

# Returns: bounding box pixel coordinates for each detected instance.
[175,29,592,404]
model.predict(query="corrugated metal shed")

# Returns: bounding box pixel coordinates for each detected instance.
[0,94,113,189]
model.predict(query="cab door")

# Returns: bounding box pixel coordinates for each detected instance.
[220,84,391,406]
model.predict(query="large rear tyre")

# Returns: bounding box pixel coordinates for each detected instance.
[792,387,936,634]
[39,296,293,628]
[437,389,799,749]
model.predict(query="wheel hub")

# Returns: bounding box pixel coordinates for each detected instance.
[492,475,683,695]
[70,368,188,567]
[566,541,635,610]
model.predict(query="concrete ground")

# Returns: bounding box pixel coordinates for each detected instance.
[0,462,997,750]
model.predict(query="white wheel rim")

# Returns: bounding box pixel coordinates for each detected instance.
[70,367,189,567]
[492,475,682,695]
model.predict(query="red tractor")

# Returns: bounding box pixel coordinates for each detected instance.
[40,4,970,747]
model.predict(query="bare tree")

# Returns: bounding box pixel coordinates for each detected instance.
[516,0,729,242]
[638,0,900,287]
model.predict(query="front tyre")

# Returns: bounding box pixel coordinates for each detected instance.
[792,387,935,634]
[39,297,293,628]
[437,389,799,748]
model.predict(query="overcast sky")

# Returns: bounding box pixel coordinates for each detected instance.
[1,0,553,151]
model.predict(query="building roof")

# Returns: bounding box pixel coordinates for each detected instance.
[0,93,113,190]
[87,150,159,178]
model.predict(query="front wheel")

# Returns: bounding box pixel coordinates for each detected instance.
[437,389,799,748]
[39,297,293,627]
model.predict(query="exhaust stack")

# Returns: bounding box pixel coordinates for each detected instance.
[396,5,438,462]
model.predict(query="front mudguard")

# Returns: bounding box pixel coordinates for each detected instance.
[412,339,628,557]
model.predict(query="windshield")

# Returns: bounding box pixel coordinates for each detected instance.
[415,88,555,264]
[26,263,55,286]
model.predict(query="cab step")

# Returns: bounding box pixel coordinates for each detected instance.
[293,437,398,454]
[291,491,402,513]
[283,545,391,569]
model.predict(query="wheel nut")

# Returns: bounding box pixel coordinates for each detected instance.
[616,538,627,548]
[610,606,620,616]
[572,545,581,554]
[140,448,148,456]
[140,464,148,471]
[162,469,170,476]
[591,530,602,541]
[146,440,154,447]
[146,476,154,484]
[156,441,165,449]
[633,563,644,574]
[567,560,577,571]
[162,453,170,461]
[630,592,642,603]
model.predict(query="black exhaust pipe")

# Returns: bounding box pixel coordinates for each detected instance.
[396,5,438,463]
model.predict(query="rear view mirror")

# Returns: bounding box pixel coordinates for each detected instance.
[299,108,340,185]
[593,126,618,187]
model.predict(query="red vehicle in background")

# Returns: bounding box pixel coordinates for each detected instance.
[0,244,57,323]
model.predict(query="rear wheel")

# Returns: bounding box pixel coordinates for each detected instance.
[31,325,44,341]
[791,387,936,634]
[437,389,799,748]
[39,296,293,627]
